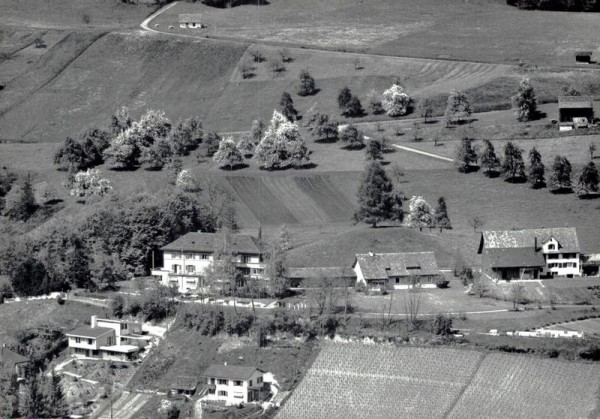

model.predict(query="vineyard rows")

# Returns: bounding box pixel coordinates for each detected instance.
[277,343,600,419]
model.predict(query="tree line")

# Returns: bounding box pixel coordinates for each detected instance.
[507,0,600,11]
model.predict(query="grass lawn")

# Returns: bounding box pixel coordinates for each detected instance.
[0,0,156,29]
[0,299,105,345]
[157,0,600,66]
[130,331,318,393]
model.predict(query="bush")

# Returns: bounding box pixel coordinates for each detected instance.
[56,295,66,305]
[431,314,453,335]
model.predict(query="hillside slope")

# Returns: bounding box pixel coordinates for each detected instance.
[0,32,248,141]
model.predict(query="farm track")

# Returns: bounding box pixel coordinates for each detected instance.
[442,352,487,419]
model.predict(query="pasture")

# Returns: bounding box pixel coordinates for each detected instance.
[277,342,600,419]
[157,0,600,65]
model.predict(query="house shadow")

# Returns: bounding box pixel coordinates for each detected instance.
[504,176,527,184]
[295,162,318,170]
[530,110,547,121]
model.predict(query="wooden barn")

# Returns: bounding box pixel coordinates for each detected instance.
[179,14,204,29]
[558,96,594,130]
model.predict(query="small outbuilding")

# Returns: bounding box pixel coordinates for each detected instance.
[170,376,198,396]
[558,96,595,130]
[179,14,204,29]
[575,51,593,64]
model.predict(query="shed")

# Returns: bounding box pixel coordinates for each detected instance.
[575,51,593,63]
[179,14,203,29]
[558,96,594,125]
[170,375,198,395]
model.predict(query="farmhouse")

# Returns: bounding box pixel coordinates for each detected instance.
[170,375,198,396]
[0,345,29,379]
[286,267,356,288]
[179,14,203,29]
[203,364,267,405]
[558,96,595,130]
[478,227,581,280]
[151,232,265,293]
[66,316,149,361]
[352,252,441,290]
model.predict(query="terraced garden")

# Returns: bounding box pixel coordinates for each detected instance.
[277,343,600,419]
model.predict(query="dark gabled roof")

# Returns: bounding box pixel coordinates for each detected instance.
[171,375,198,391]
[354,252,439,280]
[558,96,594,109]
[179,13,202,22]
[66,326,114,339]
[286,267,356,279]
[161,232,262,254]
[0,347,29,366]
[486,248,546,269]
[575,51,593,56]
[203,364,263,381]
[479,228,580,253]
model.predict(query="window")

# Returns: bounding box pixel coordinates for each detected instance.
[241,255,251,263]
[88,338,93,345]
[234,380,243,386]
[75,348,86,355]
[121,323,128,330]
[257,377,263,384]
[234,393,244,399]
[210,378,215,385]
[548,244,555,250]
[173,264,181,273]
[172,253,181,259]
[185,253,194,259]
[396,278,400,284]
[75,337,81,344]
[249,380,252,386]
[201,253,210,260]
[186,265,196,273]
[547,254,558,260]
[208,388,215,394]
[218,379,228,385]
[218,390,227,397]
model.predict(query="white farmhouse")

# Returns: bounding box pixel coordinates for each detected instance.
[203,364,267,405]
[151,232,265,293]
[478,227,581,280]
[179,13,204,29]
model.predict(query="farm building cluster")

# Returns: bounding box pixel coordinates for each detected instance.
[151,227,589,294]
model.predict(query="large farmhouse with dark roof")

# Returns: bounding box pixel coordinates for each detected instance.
[478,227,581,280]
[352,252,441,290]
[151,232,265,293]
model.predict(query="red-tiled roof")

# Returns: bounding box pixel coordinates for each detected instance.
[286,267,356,279]
[486,248,546,269]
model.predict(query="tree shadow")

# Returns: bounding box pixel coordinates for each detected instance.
[44,199,64,206]
[530,182,546,189]
[294,162,318,170]
[423,120,439,125]
[381,161,391,166]
[205,0,270,8]
[504,176,527,184]
[341,144,366,151]
[221,163,249,171]
[462,165,480,173]
[314,137,339,144]
[550,187,574,195]
[530,110,547,121]
[382,148,397,154]
[578,192,600,200]
[484,170,502,179]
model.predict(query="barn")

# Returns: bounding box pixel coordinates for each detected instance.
[575,51,593,64]
[558,96,594,130]
[179,14,204,29]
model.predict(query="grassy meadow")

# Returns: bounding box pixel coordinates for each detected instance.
[158,0,600,65]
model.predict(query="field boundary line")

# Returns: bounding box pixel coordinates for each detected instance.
[443,352,488,419]
[392,144,455,162]
[0,32,108,119]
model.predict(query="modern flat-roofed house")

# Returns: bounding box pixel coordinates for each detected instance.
[179,14,203,29]
[558,96,595,130]
[151,232,265,293]
[66,316,149,361]
[203,364,267,405]
[478,228,581,280]
[0,346,29,379]
[353,252,441,290]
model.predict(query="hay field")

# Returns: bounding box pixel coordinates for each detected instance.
[157,0,600,65]
[278,343,600,419]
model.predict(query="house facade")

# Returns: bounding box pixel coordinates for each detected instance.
[479,228,581,280]
[353,252,442,290]
[203,364,267,405]
[179,14,203,29]
[151,232,265,293]
[66,316,149,361]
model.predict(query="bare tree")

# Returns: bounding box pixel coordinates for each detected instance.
[279,48,292,63]
[403,277,422,331]
[590,142,597,160]
[511,283,525,311]
[469,216,484,232]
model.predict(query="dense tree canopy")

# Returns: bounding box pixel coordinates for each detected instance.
[502,141,526,182]
[353,162,399,227]
[512,77,537,122]
[382,84,411,117]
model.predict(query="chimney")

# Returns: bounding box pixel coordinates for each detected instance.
[91,315,98,328]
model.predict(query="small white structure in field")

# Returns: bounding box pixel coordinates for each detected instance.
[179,14,204,29]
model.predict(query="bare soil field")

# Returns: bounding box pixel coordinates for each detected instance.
[157,0,600,65]
[278,342,600,419]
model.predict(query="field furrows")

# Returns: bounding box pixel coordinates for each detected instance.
[226,175,356,226]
